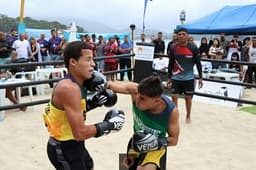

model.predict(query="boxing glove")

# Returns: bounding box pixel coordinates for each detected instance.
[94,109,125,137]
[86,89,117,112]
[132,131,168,153]
[84,71,107,92]
[100,89,117,107]
[86,93,108,112]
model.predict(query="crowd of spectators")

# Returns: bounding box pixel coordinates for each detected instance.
[141,31,256,84]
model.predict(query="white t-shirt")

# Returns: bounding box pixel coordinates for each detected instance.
[248,46,256,63]
[12,40,30,59]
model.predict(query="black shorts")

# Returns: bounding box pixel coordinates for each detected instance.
[126,138,167,170]
[47,137,93,170]
[171,79,194,95]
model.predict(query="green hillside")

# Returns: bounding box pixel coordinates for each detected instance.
[0,14,86,33]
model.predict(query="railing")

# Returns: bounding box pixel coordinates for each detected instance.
[0,53,135,111]
[153,53,256,105]
[0,52,255,112]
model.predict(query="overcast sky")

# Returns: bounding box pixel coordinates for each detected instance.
[1,0,256,33]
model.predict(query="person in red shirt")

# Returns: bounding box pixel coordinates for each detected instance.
[103,37,118,80]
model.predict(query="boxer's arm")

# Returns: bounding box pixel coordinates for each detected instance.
[107,81,138,100]
[166,108,180,146]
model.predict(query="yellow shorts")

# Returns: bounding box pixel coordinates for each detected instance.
[127,139,167,169]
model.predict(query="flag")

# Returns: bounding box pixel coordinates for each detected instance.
[143,0,152,33]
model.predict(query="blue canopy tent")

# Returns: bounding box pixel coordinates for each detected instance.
[176,4,256,35]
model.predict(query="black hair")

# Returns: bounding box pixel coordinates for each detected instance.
[176,27,188,33]
[64,41,91,68]
[138,75,163,97]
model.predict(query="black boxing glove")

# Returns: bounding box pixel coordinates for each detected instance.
[86,89,117,112]
[86,93,108,112]
[132,131,168,153]
[94,109,125,137]
[100,89,117,107]
[84,71,107,92]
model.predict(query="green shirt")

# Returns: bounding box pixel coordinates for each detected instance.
[132,95,175,138]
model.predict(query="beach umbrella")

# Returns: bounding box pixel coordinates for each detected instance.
[68,21,77,42]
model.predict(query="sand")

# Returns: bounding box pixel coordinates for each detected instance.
[0,90,256,170]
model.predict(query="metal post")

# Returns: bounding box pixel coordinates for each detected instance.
[129,24,136,81]
[18,0,26,33]
[20,0,25,23]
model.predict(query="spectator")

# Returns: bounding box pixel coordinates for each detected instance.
[91,34,96,44]
[208,38,224,69]
[119,35,133,81]
[228,52,240,72]
[48,29,62,60]
[140,33,146,43]
[0,32,10,64]
[12,33,31,60]
[167,33,178,55]
[84,34,96,58]
[188,36,196,45]
[199,37,209,58]
[95,35,105,72]
[240,37,251,82]
[227,34,242,61]
[152,32,165,56]
[59,38,68,58]
[247,36,256,84]
[219,32,229,58]
[150,35,156,43]
[103,37,118,81]
[37,33,49,61]
[6,28,18,50]
[30,37,42,62]
[2,51,27,111]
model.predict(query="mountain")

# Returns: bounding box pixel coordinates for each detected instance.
[0,14,85,33]
[47,17,169,37]
[0,14,170,39]
[48,17,118,33]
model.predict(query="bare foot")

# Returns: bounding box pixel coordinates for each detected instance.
[185,118,191,124]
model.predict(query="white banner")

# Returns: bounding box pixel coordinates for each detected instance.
[194,80,243,107]
[135,44,154,61]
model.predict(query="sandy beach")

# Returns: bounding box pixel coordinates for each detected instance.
[0,90,256,170]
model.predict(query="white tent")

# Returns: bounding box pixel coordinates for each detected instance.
[68,21,77,42]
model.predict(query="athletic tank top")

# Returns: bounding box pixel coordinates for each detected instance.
[43,74,87,141]
[132,95,175,138]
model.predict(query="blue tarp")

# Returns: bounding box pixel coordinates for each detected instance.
[176,4,256,35]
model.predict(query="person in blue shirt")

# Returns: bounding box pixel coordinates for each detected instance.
[37,33,49,61]
[119,35,133,81]
[48,29,62,60]
[6,29,18,50]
